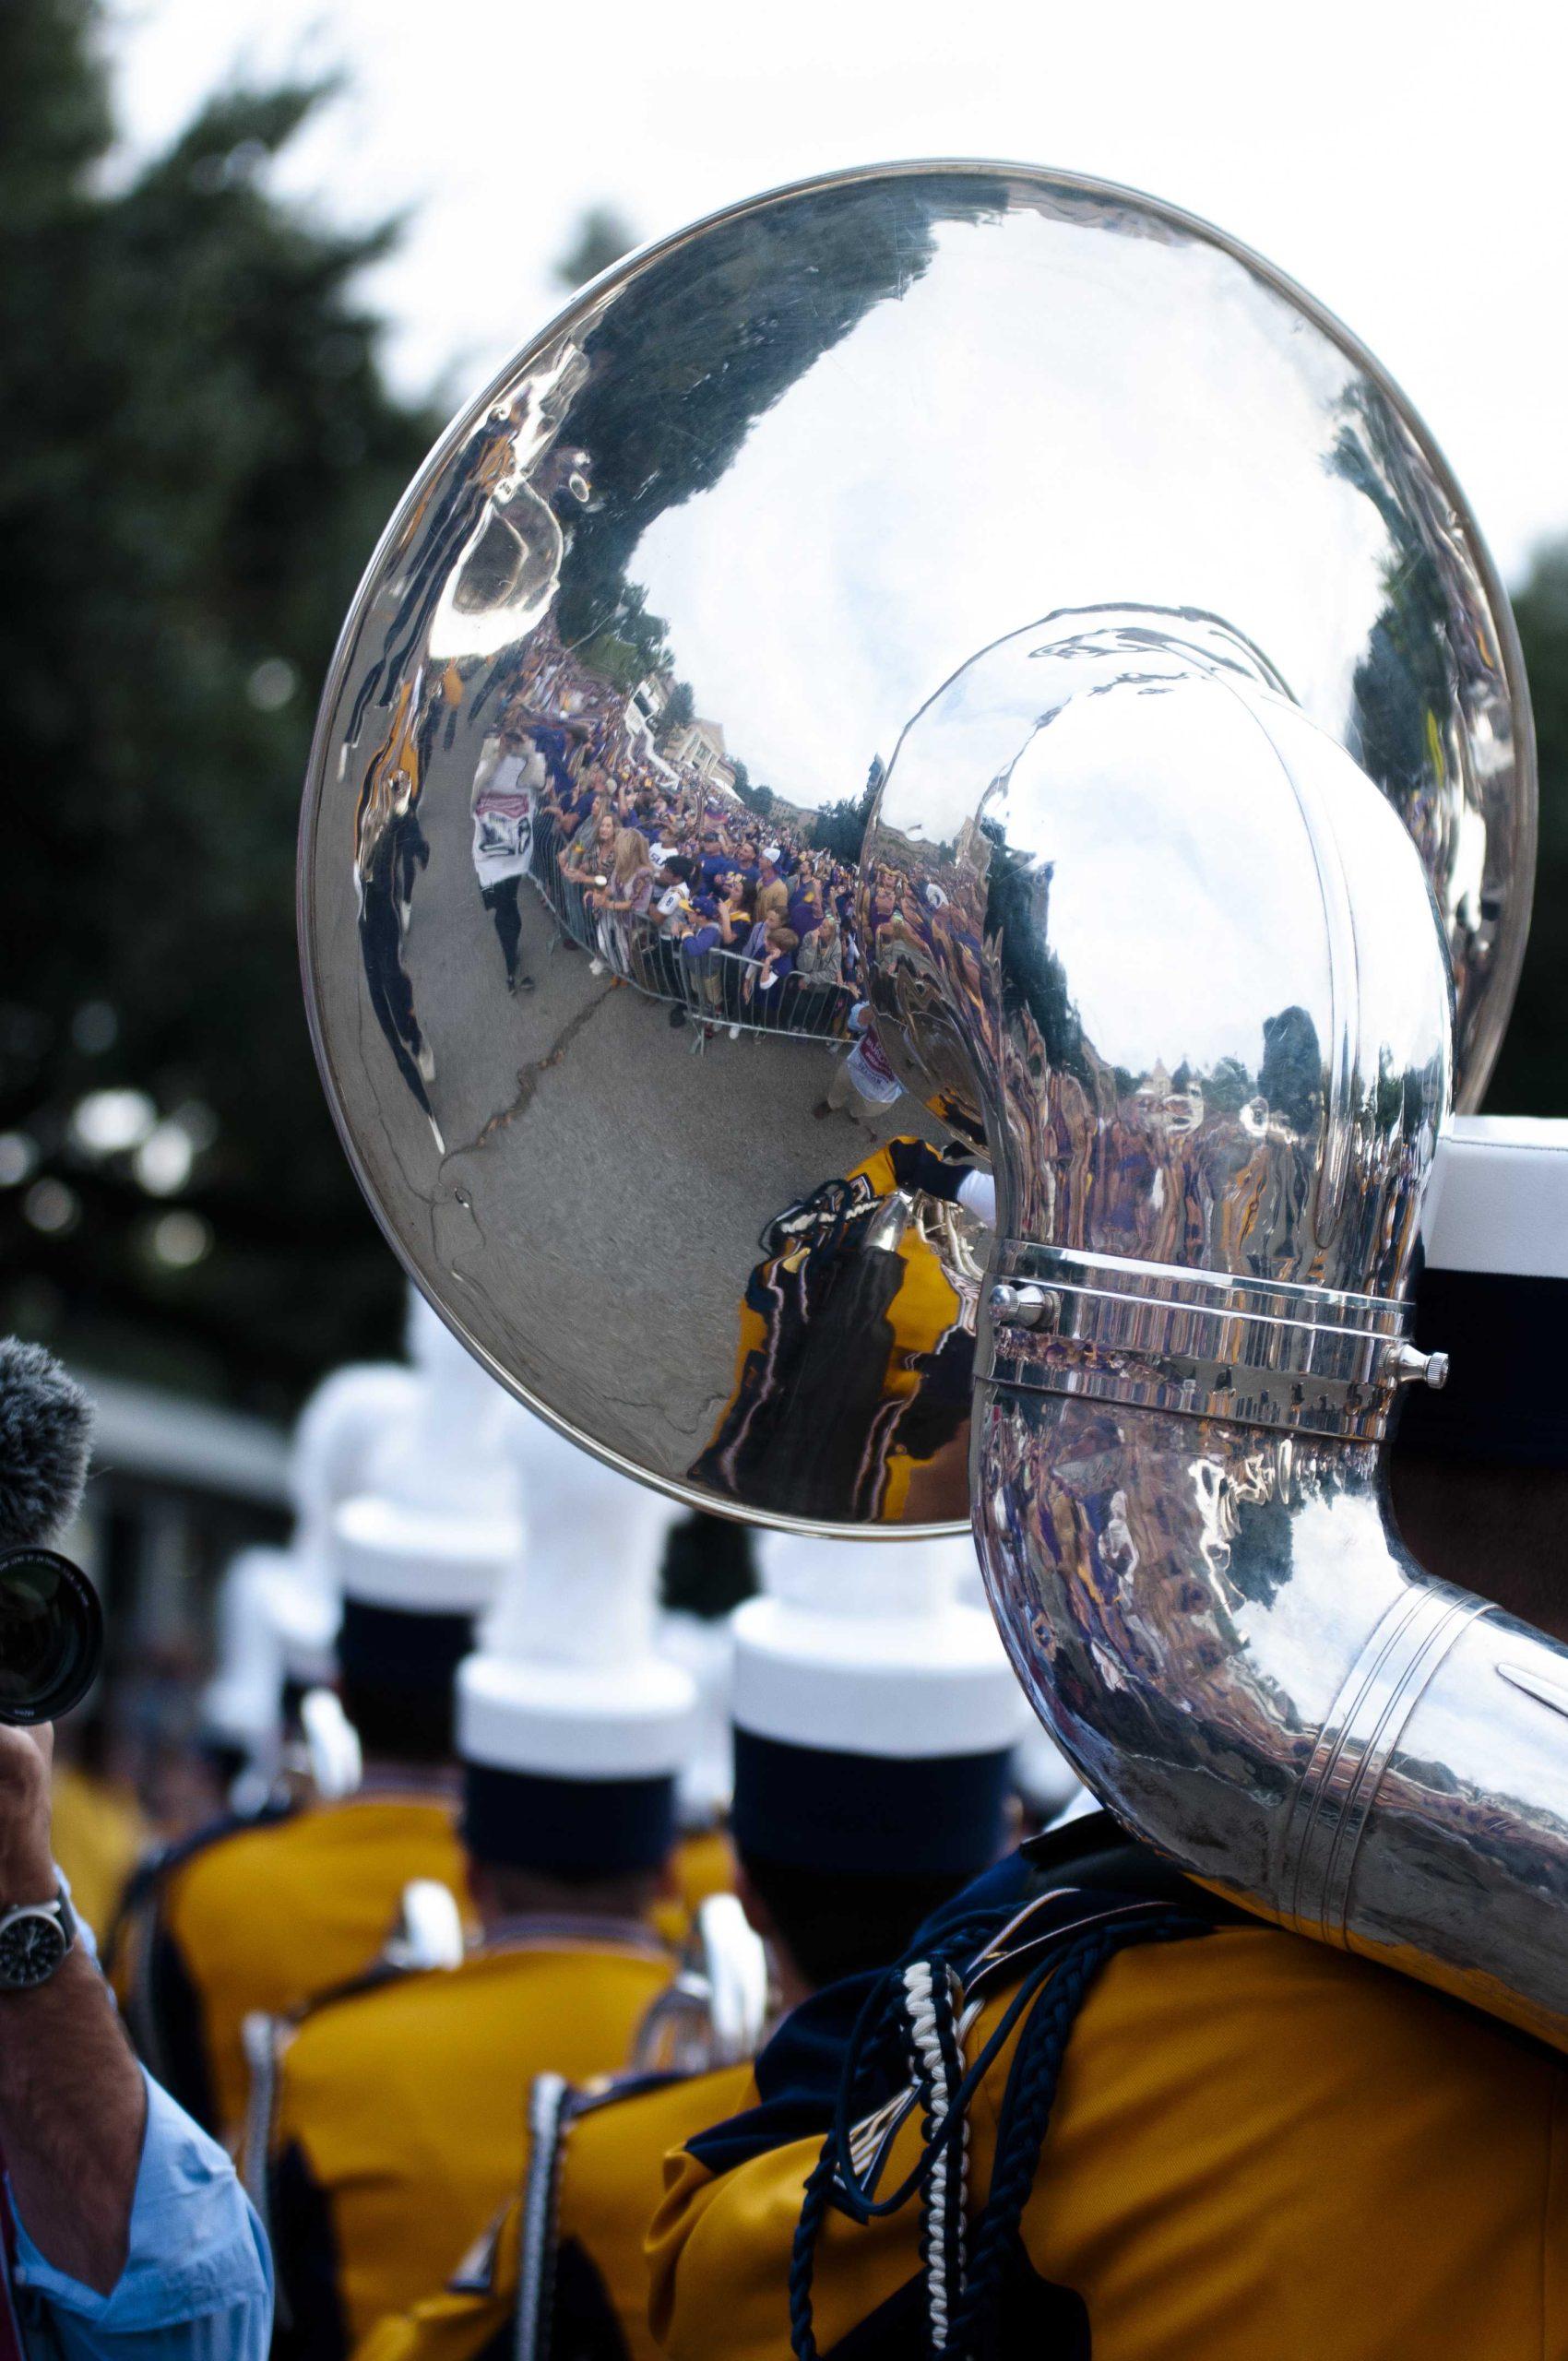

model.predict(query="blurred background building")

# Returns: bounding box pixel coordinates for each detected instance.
[5,0,1567,1817]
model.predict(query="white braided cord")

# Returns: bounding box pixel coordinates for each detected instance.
[904,1959,956,2353]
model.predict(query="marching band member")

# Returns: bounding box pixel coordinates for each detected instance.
[361,1530,1026,2361]
[690,1137,991,1529]
[645,1119,1568,2361]
[255,1426,695,2359]
[112,1318,518,2141]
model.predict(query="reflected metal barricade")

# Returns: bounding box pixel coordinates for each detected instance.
[528,815,853,1053]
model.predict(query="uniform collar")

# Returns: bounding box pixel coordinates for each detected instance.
[482,1911,665,1958]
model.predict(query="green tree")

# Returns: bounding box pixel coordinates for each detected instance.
[1488,540,1568,1116]
[813,796,872,865]
[576,580,671,692]
[814,759,885,866]
[654,679,695,751]
[0,0,438,1408]
[735,775,776,822]
[1203,1056,1253,1114]
[1329,383,1457,836]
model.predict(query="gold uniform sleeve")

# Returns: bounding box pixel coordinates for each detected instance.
[648,1926,1568,2361]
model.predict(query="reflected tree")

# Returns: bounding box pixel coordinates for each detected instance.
[1258,1008,1324,1140]
[981,831,1094,1097]
[1487,538,1568,1118]
[553,175,1008,658]
[1329,382,1458,834]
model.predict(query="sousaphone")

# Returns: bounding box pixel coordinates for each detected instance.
[302,164,1568,2047]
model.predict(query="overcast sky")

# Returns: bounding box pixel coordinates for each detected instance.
[109,0,1567,589]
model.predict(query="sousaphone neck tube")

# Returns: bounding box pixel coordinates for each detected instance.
[870,621,1567,2049]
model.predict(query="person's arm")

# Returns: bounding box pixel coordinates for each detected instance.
[0,1727,272,2357]
[3,1953,143,2296]
[0,1726,141,2293]
[13,2072,273,2360]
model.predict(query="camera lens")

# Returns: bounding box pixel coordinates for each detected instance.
[0,1549,103,1726]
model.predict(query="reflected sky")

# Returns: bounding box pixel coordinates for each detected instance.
[633,207,1389,808]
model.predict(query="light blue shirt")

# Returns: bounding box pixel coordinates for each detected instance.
[9,2067,272,2361]
[3,1889,271,2361]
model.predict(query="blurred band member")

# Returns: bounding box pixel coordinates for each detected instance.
[113,1312,520,2143]
[362,1533,1024,2361]
[256,1439,695,2359]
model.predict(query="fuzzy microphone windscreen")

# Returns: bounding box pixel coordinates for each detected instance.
[0,1339,94,1550]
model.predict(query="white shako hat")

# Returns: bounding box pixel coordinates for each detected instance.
[1400,1116,1568,1466]
[730,1532,1028,1879]
[329,1296,526,1721]
[456,1412,697,1880]
[200,1358,422,1759]
[198,1545,291,1767]
[279,1358,421,1683]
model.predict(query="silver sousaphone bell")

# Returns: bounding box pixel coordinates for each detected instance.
[302,164,1568,2049]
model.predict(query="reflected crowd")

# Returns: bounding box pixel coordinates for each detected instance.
[471,623,870,1045]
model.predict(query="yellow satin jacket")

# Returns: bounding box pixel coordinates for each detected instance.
[53,1762,147,1938]
[110,1792,468,2142]
[647,1851,1568,2361]
[262,1925,674,2360]
[357,2061,754,2361]
[652,1826,737,1952]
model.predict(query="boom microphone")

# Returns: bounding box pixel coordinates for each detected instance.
[0,1339,103,1724]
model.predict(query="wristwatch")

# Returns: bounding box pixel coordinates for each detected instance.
[0,1889,77,1989]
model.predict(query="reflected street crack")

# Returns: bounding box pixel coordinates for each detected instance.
[463,989,612,1151]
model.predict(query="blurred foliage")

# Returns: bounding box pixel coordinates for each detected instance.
[0,0,440,1410]
[1331,383,1459,828]
[552,205,636,293]
[1485,542,1568,1117]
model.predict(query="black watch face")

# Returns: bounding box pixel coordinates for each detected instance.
[0,1911,65,1988]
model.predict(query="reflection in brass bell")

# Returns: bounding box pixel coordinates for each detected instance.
[300,162,1531,1537]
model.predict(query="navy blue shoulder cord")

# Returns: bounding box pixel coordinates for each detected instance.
[788,1902,1211,2360]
